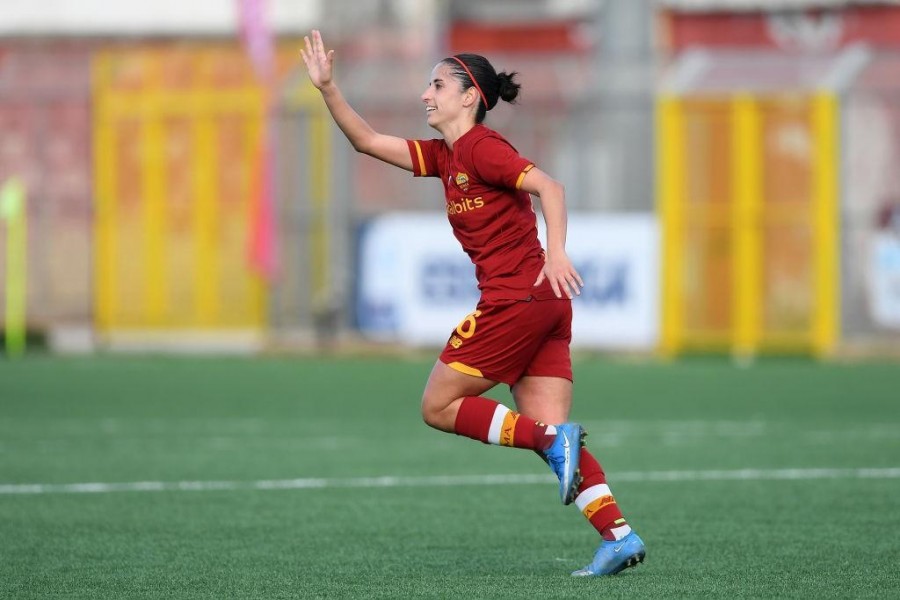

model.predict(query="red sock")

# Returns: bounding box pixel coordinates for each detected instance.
[454,396,555,451]
[574,448,631,541]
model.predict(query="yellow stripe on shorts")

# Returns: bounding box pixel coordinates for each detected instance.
[447,362,483,378]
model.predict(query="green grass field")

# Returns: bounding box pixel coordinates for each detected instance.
[1,355,898,598]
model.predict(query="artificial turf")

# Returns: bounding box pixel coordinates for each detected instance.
[1,355,898,598]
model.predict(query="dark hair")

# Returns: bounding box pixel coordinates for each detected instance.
[442,53,521,123]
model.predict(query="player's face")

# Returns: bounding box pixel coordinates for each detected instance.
[421,63,468,129]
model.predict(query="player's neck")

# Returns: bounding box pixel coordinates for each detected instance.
[436,119,477,150]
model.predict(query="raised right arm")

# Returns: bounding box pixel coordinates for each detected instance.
[301,30,413,171]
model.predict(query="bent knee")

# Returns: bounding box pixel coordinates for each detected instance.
[421,408,440,429]
[420,394,444,429]
[420,392,459,432]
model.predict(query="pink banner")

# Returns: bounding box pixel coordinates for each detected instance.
[237,0,274,82]
[237,0,277,280]
[247,128,277,279]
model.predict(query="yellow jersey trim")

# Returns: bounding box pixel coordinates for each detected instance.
[413,140,427,176]
[447,361,483,378]
[515,164,535,189]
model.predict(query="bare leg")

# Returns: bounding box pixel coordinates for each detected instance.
[511,375,573,425]
[420,360,498,432]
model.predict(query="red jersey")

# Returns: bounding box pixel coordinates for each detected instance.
[407,124,557,302]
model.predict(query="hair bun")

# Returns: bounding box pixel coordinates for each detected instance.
[496,71,521,104]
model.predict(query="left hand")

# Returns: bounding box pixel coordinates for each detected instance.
[534,252,584,299]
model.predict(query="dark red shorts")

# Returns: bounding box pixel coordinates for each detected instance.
[439,297,573,386]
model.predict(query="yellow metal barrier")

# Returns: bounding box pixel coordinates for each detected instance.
[92,45,295,334]
[658,93,840,356]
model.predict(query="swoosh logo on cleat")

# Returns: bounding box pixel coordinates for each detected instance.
[613,543,627,553]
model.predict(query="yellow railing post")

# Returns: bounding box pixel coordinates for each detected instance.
[811,92,840,356]
[731,95,763,357]
[192,107,219,326]
[93,54,116,333]
[1,177,27,357]
[658,95,685,356]
[140,57,168,326]
[309,104,332,311]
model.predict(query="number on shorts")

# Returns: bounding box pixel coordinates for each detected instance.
[455,310,482,339]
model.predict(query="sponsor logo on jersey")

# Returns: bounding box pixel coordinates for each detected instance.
[447,196,484,216]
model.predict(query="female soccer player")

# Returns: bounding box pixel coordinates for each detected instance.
[301,30,645,577]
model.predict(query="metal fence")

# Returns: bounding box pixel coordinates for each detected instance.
[3,40,899,355]
[842,53,900,349]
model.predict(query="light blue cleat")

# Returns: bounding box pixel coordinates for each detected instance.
[542,423,584,505]
[571,531,646,577]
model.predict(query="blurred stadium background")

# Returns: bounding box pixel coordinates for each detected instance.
[2,3,900,597]
[1,0,900,358]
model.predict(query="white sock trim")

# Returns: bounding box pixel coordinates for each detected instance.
[574,483,612,511]
[610,524,632,540]
[486,405,510,445]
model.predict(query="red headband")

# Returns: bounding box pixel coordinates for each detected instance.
[450,56,487,109]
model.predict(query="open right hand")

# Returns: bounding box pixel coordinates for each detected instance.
[300,29,334,90]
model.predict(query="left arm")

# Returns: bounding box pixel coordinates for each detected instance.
[519,168,584,299]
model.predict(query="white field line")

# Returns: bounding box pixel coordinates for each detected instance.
[1,467,899,496]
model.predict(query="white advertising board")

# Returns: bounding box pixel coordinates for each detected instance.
[357,212,660,350]
[868,233,900,330]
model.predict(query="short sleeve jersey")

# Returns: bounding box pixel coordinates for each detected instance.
[407,124,557,302]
